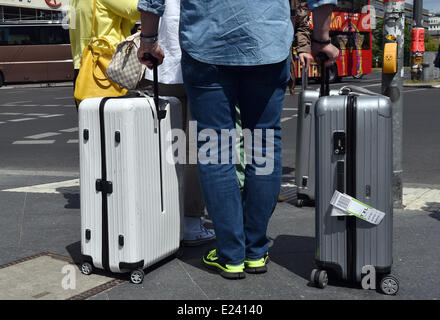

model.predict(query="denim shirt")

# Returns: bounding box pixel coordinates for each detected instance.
[138,0,337,66]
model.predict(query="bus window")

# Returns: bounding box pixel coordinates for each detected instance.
[0,26,70,46]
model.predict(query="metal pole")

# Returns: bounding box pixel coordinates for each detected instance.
[382,0,405,209]
[413,0,424,81]
[413,0,423,27]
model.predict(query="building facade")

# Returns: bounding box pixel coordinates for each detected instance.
[371,0,430,28]
[427,14,440,37]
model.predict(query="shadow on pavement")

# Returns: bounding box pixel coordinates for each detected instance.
[268,234,315,281]
[422,202,440,214]
[429,211,440,222]
[177,240,217,275]
[55,186,80,209]
[269,235,361,290]
[282,167,295,175]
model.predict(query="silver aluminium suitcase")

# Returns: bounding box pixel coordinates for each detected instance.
[295,70,338,207]
[311,59,399,295]
[78,62,183,284]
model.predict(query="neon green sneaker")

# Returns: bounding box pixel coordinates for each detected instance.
[244,253,269,274]
[202,249,245,280]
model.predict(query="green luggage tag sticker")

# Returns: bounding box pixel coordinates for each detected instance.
[330,190,385,225]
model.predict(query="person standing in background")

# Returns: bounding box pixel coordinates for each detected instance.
[138,0,338,280]
[277,0,315,202]
[287,0,315,97]
[69,0,140,107]
[139,0,215,246]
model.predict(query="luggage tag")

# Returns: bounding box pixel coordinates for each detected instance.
[330,190,385,225]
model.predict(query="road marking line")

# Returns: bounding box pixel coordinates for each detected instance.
[403,88,427,93]
[0,121,5,124]
[39,114,64,118]
[281,116,297,123]
[8,118,36,122]
[0,169,79,177]
[67,139,78,144]
[0,104,74,107]
[0,104,39,107]
[403,187,440,212]
[281,182,296,188]
[24,132,61,140]
[0,112,23,115]
[12,140,55,145]
[2,179,79,194]
[283,108,298,111]
[59,127,78,133]
[24,113,49,116]
[361,83,381,88]
[6,101,32,105]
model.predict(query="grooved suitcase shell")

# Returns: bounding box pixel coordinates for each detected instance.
[315,94,393,281]
[296,89,320,200]
[296,89,340,201]
[79,96,183,274]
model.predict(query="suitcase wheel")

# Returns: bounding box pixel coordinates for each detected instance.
[311,269,328,289]
[130,269,145,284]
[379,275,399,295]
[80,262,93,276]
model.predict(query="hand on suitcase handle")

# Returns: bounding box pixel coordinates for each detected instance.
[142,53,159,66]
[317,52,329,66]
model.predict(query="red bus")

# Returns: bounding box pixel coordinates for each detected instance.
[294,0,373,82]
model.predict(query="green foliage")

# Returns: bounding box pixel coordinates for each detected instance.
[372,19,384,67]
[425,33,440,52]
[404,22,411,67]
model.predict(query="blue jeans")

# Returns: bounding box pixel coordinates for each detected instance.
[182,51,289,265]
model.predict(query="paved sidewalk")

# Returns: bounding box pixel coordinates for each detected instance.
[88,202,440,300]
[0,173,439,300]
[403,81,440,88]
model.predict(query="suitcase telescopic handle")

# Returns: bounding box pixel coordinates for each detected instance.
[301,63,309,92]
[142,53,162,118]
[318,52,330,97]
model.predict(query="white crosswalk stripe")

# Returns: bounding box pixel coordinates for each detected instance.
[8,118,36,122]
[2,179,79,194]
[25,132,62,140]
[59,127,78,133]
[39,114,64,118]
[281,115,297,123]
[13,140,55,145]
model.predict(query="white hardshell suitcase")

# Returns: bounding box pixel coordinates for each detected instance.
[78,88,183,283]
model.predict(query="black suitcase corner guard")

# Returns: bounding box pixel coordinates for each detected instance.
[96,179,113,194]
